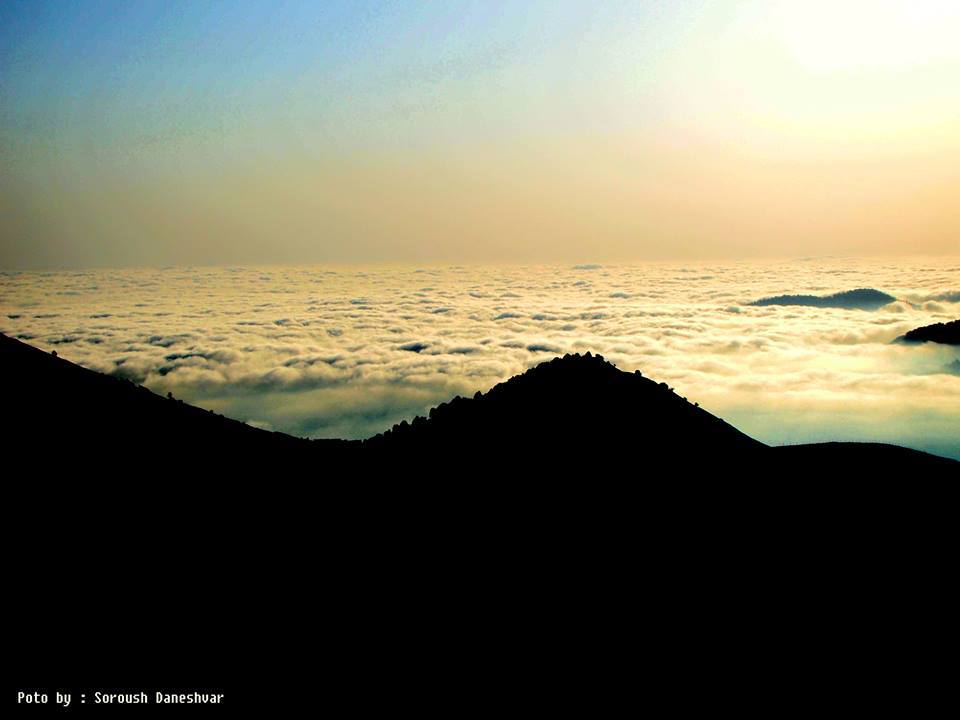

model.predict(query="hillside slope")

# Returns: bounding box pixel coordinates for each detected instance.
[0,332,344,476]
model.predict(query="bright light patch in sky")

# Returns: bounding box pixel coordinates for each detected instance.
[774,1,960,72]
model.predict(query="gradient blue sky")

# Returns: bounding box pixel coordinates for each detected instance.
[2,1,959,268]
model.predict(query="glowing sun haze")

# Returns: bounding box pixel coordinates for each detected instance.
[2,1,958,269]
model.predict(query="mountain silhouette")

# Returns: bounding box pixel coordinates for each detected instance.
[897,318,960,345]
[750,288,895,309]
[2,332,953,476]
[365,351,763,461]
[4,330,956,710]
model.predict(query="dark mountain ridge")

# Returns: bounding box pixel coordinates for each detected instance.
[751,287,896,309]
[5,331,956,707]
[364,351,764,459]
[2,332,954,475]
[897,318,960,345]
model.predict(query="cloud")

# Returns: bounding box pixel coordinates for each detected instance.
[904,290,960,304]
[526,343,562,353]
[1,259,958,456]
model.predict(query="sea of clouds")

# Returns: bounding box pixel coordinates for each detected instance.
[2,257,958,458]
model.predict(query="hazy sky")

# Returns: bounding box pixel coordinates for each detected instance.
[2,1,959,269]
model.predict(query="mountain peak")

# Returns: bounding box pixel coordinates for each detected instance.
[367,350,762,459]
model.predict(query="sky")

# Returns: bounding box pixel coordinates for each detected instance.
[1,0,958,269]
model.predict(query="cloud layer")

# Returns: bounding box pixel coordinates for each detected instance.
[2,257,959,457]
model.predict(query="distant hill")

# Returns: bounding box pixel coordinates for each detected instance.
[897,318,960,345]
[751,288,896,309]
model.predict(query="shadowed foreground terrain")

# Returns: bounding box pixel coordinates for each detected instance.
[4,332,956,711]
